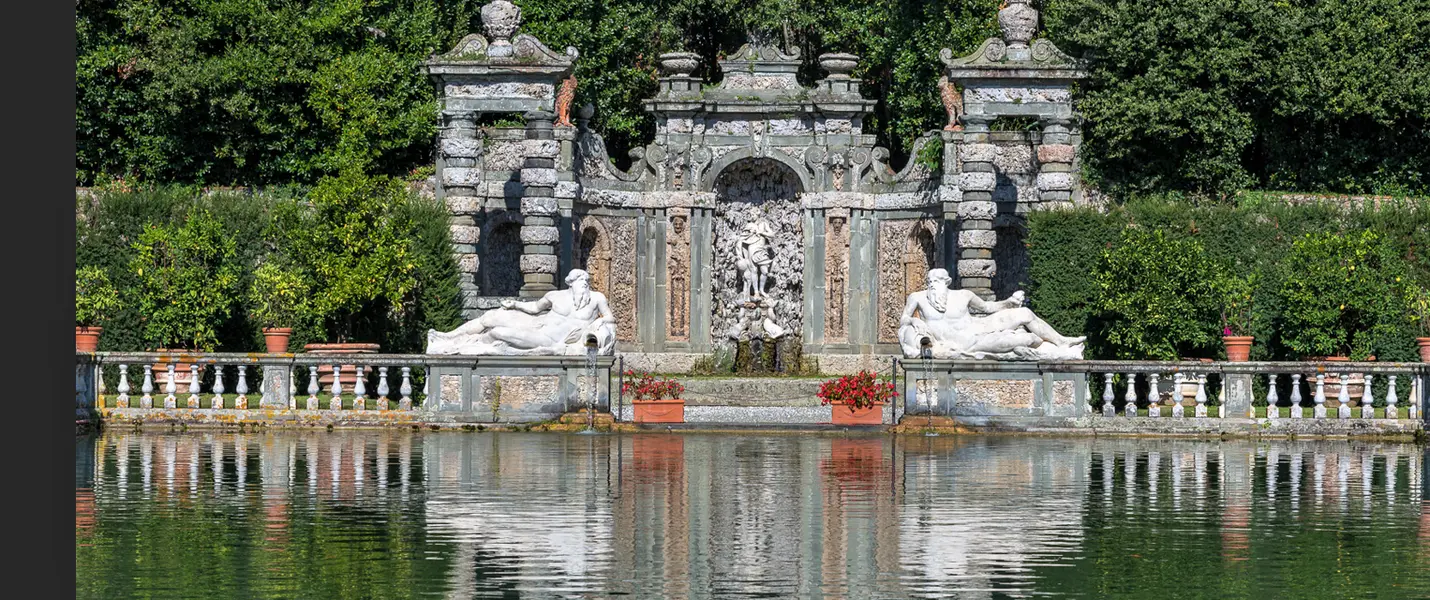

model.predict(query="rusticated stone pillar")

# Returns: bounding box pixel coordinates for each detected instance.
[519,110,560,297]
[439,109,485,313]
[1036,118,1076,210]
[956,115,997,300]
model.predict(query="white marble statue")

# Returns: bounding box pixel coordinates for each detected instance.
[735,220,776,301]
[897,268,1085,360]
[426,269,617,356]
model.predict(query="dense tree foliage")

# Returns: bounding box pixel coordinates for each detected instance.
[77,0,1430,195]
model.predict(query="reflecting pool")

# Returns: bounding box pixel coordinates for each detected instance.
[76,431,1430,598]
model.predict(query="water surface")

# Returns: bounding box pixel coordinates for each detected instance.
[76,431,1430,598]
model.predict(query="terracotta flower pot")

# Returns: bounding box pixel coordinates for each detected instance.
[830,401,886,426]
[1417,338,1430,362]
[1223,336,1254,362]
[303,342,381,386]
[262,328,294,353]
[151,350,200,388]
[76,326,102,352]
[633,398,685,423]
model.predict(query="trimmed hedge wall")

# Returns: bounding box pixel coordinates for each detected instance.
[1025,197,1430,362]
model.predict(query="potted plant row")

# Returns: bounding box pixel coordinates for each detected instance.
[819,370,898,426]
[623,370,686,423]
[75,266,120,352]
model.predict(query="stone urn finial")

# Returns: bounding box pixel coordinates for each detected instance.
[998,0,1039,49]
[818,53,859,79]
[482,0,522,57]
[658,52,701,77]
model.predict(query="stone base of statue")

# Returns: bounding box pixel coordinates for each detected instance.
[426,269,618,356]
[899,360,1090,423]
[420,355,614,423]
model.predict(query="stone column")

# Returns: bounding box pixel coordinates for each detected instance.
[956,114,997,300]
[439,109,485,315]
[1036,118,1076,210]
[519,110,560,297]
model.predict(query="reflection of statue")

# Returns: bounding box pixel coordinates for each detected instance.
[555,75,577,127]
[939,76,963,132]
[426,269,617,355]
[897,268,1084,360]
[735,220,776,301]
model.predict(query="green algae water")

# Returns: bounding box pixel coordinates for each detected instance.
[76,431,1430,598]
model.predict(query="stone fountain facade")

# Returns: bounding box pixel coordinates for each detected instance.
[423,0,1087,368]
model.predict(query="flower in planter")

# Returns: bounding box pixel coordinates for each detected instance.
[622,369,684,401]
[817,370,898,410]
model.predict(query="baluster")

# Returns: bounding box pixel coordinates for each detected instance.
[1338,372,1352,419]
[377,367,391,411]
[328,364,343,411]
[306,367,319,410]
[186,364,201,408]
[116,364,130,409]
[1194,374,1208,418]
[1386,375,1399,419]
[1266,374,1279,420]
[235,366,249,410]
[211,365,225,409]
[399,367,413,411]
[1313,373,1327,419]
[1172,373,1186,418]
[1290,374,1303,418]
[1124,373,1137,417]
[1102,374,1115,417]
[1148,373,1161,418]
[164,364,178,409]
[140,365,154,408]
[1218,374,1226,418]
[1410,376,1420,420]
[353,366,367,411]
[1361,374,1375,419]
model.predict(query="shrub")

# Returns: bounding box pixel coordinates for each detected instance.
[247,261,312,329]
[817,370,898,410]
[1408,285,1430,337]
[75,265,120,327]
[129,209,243,350]
[1092,228,1225,360]
[1277,230,1407,359]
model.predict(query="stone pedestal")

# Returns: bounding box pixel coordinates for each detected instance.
[423,356,613,423]
[259,366,293,409]
[900,360,1089,419]
[956,115,997,300]
[519,110,560,297]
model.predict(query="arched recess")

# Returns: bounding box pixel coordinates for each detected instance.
[878,218,939,343]
[575,218,612,299]
[699,146,815,193]
[710,157,806,343]
[482,212,523,297]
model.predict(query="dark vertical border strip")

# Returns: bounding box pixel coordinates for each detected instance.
[2,0,76,597]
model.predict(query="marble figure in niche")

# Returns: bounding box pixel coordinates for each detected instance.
[735,220,777,303]
[426,269,617,355]
[897,268,1084,360]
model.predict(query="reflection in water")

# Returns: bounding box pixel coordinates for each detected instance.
[77,432,1430,598]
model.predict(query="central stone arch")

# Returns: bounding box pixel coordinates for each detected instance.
[711,157,805,343]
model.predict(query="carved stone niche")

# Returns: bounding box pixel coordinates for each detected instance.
[824,207,851,343]
[666,207,692,341]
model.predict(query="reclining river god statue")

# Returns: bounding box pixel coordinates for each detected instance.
[426,269,617,355]
[897,268,1085,360]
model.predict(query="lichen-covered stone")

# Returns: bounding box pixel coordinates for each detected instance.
[519,254,558,274]
[554,181,580,199]
[440,138,483,158]
[993,144,1036,174]
[953,379,1036,409]
[443,167,483,186]
[445,82,554,99]
[959,143,998,163]
[450,225,481,244]
[484,141,527,171]
[958,229,997,249]
[1036,172,1075,191]
[957,200,997,220]
[959,172,997,192]
[520,167,557,186]
[957,258,996,278]
[445,196,482,214]
[457,254,479,273]
[520,196,558,215]
[519,225,560,245]
[1036,144,1076,164]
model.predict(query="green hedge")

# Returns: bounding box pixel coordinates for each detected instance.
[1026,196,1430,362]
[75,184,462,353]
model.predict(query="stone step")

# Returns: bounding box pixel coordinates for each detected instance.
[666,377,826,407]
